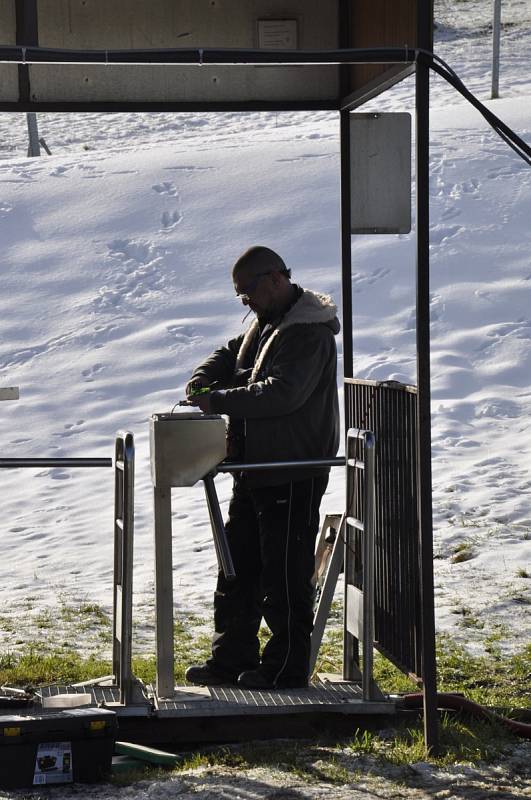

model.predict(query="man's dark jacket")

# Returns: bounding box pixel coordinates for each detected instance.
[191,288,340,486]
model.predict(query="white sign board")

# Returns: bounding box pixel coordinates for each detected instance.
[350,113,412,234]
[258,19,298,49]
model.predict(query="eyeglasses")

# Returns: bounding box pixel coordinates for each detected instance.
[234,271,274,300]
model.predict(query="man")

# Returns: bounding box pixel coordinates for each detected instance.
[185,245,340,689]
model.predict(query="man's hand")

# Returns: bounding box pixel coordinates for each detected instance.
[185,377,208,398]
[185,392,212,414]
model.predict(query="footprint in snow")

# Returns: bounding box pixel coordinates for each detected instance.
[50,165,70,177]
[107,238,162,265]
[161,209,182,231]
[97,238,166,312]
[167,323,202,350]
[52,420,85,438]
[429,224,463,245]
[440,206,461,221]
[82,363,106,381]
[152,181,179,197]
[352,267,390,292]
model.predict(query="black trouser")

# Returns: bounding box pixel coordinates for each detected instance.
[207,474,328,686]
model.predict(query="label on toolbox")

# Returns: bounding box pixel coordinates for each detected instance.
[33,741,73,785]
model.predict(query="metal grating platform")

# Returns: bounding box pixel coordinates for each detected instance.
[27,678,394,724]
[39,683,121,705]
[36,682,153,716]
[155,679,393,718]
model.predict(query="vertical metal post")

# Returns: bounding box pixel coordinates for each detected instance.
[339,0,353,382]
[153,485,175,698]
[416,0,439,755]
[112,432,134,705]
[343,432,358,679]
[16,0,38,104]
[26,112,41,157]
[492,0,502,99]
[340,110,353,381]
[340,98,355,679]
[361,433,375,701]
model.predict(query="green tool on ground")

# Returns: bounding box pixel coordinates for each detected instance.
[114,741,179,767]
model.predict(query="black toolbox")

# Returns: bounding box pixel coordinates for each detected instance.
[0,707,117,789]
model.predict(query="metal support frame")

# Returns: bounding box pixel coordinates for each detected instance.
[491,0,502,99]
[153,458,344,698]
[15,0,38,104]
[153,473,237,698]
[112,432,135,705]
[343,429,376,700]
[153,484,174,699]
[340,110,353,381]
[416,0,439,754]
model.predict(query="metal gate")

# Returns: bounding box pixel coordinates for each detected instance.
[345,378,422,679]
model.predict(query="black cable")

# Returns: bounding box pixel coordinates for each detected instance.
[416,48,531,167]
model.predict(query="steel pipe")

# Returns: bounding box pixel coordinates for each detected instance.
[0,458,112,468]
[217,457,345,473]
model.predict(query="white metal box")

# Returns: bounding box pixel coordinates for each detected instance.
[150,413,226,487]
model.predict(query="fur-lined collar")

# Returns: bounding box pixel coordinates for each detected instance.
[236,289,339,381]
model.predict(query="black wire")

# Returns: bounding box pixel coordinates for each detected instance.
[429,59,531,164]
[417,48,531,167]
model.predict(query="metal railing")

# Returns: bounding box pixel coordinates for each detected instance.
[112,432,135,705]
[345,379,422,680]
[0,439,137,703]
[0,457,111,468]
[343,428,376,700]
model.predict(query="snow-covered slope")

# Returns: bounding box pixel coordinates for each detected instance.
[0,2,529,655]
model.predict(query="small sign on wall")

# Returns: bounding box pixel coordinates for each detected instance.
[258,19,298,49]
[350,113,412,234]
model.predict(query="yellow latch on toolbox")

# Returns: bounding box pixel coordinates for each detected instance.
[3,727,21,737]
[89,720,106,731]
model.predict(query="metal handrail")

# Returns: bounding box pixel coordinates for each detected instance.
[113,432,135,705]
[0,458,111,468]
[345,428,376,701]
[217,457,345,473]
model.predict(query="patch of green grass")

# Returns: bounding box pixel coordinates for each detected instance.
[33,609,54,630]
[0,615,17,633]
[0,605,529,780]
[436,634,531,708]
[312,623,530,710]
[516,567,530,578]
[451,541,475,563]
[450,606,484,630]
[111,711,521,788]
[347,728,377,755]
[376,712,515,767]
[0,648,111,687]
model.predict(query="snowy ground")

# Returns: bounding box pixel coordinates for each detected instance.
[0,1,530,663]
